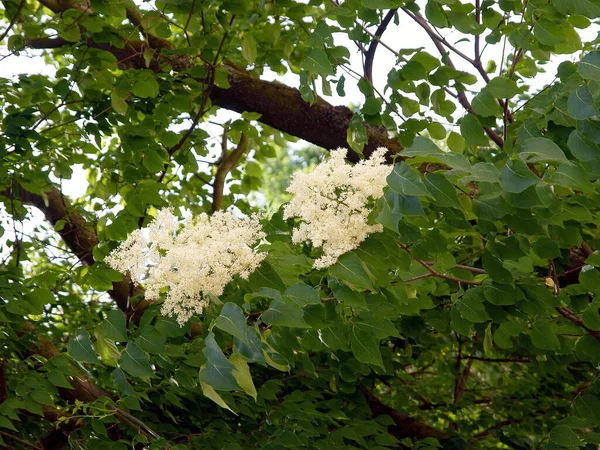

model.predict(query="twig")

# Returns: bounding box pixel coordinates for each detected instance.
[464,355,529,363]
[0,0,26,44]
[0,431,42,449]
[555,307,600,342]
[109,406,161,440]
[364,9,397,83]
[401,7,504,148]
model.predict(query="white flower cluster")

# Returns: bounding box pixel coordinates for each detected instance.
[283,147,392,269]
[106,209,266,325]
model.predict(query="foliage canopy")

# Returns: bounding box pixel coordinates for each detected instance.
[1,0,600,448]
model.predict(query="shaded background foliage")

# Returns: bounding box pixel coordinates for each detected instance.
[1,0,600,448]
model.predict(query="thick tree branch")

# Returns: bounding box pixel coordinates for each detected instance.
[25,36,403,163]
[361,388,449,440]
[213,133,249,212]
[0,185,136,312]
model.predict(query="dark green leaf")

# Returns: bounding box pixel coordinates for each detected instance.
[120,343,154,377]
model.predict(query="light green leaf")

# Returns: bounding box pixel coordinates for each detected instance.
[241,33,257,65]
[472,89,502,117]
[487,77,520,98]
[546,163,594,193]
[201,382,236,414]
[300,49,334,75]
[111,89,128,115]
[230,353,257,401]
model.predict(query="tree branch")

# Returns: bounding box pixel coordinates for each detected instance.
[213,133,249,212]
[401,8,505,148]
[0,185,138,312]
[361,388,449,440]
[364,9,397,83]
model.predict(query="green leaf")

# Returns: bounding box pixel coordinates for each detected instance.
[328,252,375,291]
[356,318,400,339]
[67,328,98,364]
[460,114,489,146]
[520,137,568,164]
[578,51,600,81]
[402,136,471,171]
[133,72,160,98]
[262,299,310,328]
[549,424,583,447]
[347,112,367,155]
[531,321,560,351]
[350,325,384,368]
[0,416,17,431]
[214,67,231,88]
[500,159,541,193]
[300,49,334,75]
[284,283,320,306]
[329,277,368,308]
[546,163,594,193]
[135,326,165,354]
[447,131,465,153]
[388,161,431,197]
[575,394,600,425]
[143,147,165,174]
[568,130,600,161]
[534,19,566,46]
[569,85,600,121]
[424,172,461,208]
[111,89,128,115]
[201,382,236,413]
[199,333,240,390]
[120,343,154,377]
[425,0,448,27]
[241,33,257,64]
[487,77,520,98]
[100,310,127,342]
[214,303,247,341]
[230,353,257,401]
[456,289,490,323]
[483,283,524,305]
[482,252,513,285]
[111,368,137,397]
[472,89,502,117]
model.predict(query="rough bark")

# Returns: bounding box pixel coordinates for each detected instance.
[361,389,449,440]
[0,185,134,312]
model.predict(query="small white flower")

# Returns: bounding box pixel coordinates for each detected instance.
[283,147,392,269]
[106,209,266,325]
